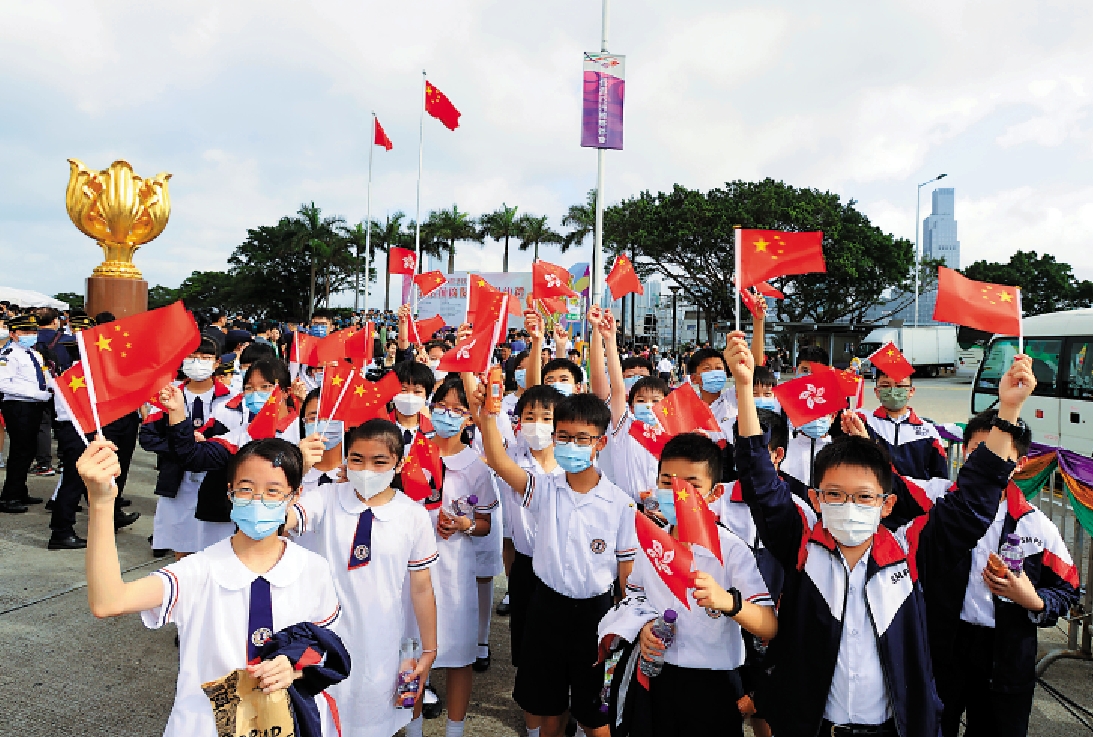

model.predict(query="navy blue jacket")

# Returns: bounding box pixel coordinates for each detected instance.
[257,622,351,737]
[863,408,949,481]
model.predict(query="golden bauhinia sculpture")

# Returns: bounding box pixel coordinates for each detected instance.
[65,159,172,280]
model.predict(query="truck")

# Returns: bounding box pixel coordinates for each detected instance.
[857,323,957,378]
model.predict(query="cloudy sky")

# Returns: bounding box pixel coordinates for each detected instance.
[2,0,1092,304]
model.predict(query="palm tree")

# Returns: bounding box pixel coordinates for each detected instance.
[341,221,383,310]
[372,212,410,310]
[561,189,596,253]
[480,203,521,272]
[515,213,563,261]
[293,202,346,317]
[424,205,481,273]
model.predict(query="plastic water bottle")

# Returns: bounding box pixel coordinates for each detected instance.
[396,638,421,709]
[1000,533,1024,575]
[450,494,478,518]
[599,638,624,713]
[639,610,678,678]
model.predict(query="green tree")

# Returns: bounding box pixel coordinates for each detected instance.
[371,212,411,310]
[292,202,347,316]
[963,250,1093,317]
[228,218,315,319]
[341,221,380,311]
[175,270,239,312]
[53,292,84,310]
[147,285,180,309]
[516,214,563,261]
[480,203,521,272]
[561,189,596,253]
[424,205,481,273]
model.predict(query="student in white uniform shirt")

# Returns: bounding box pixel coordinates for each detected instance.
[501,349,533,425]
[296,388,346,501]
[474,387,637,737]
[599,432,778,737]
[79,437,346,737]
[286,419,439,737]
[392,361,437,449]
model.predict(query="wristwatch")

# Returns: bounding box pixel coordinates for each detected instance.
[725,587,743,617]
[990,415,1031,445]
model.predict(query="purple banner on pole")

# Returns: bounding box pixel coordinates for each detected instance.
[581,53,625,150]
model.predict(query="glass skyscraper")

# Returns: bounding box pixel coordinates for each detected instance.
[922,187,960,270]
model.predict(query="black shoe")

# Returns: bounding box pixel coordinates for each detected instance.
[23,496,44,505]
[566,715,578,737]
[473,646,491,672]
[115,510,141,530]
[44,499,55,510]
[48,533,87,550]
[421,684,442,719]
[118,498,132,508]
[496,595,511,616]
[0,500,29,514]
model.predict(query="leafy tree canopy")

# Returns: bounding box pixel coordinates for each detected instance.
[963,250,1093,317]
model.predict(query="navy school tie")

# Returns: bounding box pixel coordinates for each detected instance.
[191,396,204,427]
[318,473,334,486]
[26,350,46,391]
[348,509,375,570]
[247,576,274,665]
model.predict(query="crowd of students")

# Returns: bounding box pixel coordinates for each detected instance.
[7,295,1079,737]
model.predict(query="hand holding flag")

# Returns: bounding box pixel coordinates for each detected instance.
[772,369,849,428]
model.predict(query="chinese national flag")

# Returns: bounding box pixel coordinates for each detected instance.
[772,369,848,428]
[671,477,722,563]
[389,247,417,276]
[755,281,785,299]
[413,270,447,298]
[318,365,355,420]
[315,329,352,365]
[290,332,320,365]
[53,363,96,435]
[343,322,375,364]
[247,385,286,440]
[868,342,915,383]
[628,419,672,459]
[831,366,865,405]
[533,260,577,299]
[438,323,498,374]
[932,266,1022,336]
[635,511,694,610]
[738,230,825,289]
[78,301,201,423]
[336,371,402,428]
[425,81,461,131]
[605,253,643,300]
[401,433,444,505]
[653,386,721,436]
[468,274,522,322]
[374,117,393,151]
[410,314,446,345]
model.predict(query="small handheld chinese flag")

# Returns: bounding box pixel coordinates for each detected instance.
[738,230,825,289]
[653,386,721,436]
[605,253,643,300]
[413,270,447,298]
[389,247,417,276]
[335,371,402,427]
[374,117,393,151]
[247,385,286,440]
[772,370,848,428]
[425,81,461,131]
[755,281,785,299]
[343,322,375,364]
[635,511,694,610]
[868,342,915,383]
[671,476,722,563]
[402,433,444,505]
[318,365,355,420]
[932,266,1022,336]
[315,329,353,365]
[53,363,96,435]
[290,332,320,365]
[628,419,672,459]
[533,261,577,299]
[468,274,522,322]
[410,314,446,345]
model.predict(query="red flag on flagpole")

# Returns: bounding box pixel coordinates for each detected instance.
[389,247,417,276]
[533,260,577,299]
[653,386,721,436]
[318,365,355,420]
[290,332,320,365]
[634,511,694,610]
[374,117,393,151]
[738,230,825,288]
[671,477,722,563]
[755,281,785,299]
[335,371,402,428]
[52,363,96,436]
[867,342,915,383]
[413,270,447,298]
[343,322,375,364]
[425,81,461,131]
[402,432,444,506]
[932,266,1022,336]
[606,253,643,300]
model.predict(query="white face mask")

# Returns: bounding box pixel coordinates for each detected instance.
[432,368,448,382]
[820,502,883,547]
[393,393,427,416]
[521,422,554,451]
[182,357,215,382]
[346,468,396,500]
[427,359,441,369]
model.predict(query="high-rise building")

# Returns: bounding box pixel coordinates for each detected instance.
[922,187,959,269]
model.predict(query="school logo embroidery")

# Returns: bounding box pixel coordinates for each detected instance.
[590,538,607,554]
[251,627,273,647]
[353,544,370,561]
[706,607,724,619]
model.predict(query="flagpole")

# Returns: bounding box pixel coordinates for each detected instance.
[362,111,375,315]
[75,332,103,435]
[734,226,742,333]
[414,70,426,317]
[1017,288,1024,355]
[592,0,609,308]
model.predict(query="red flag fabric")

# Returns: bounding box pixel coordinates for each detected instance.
[78,301,200,423]
[671,477,722,563]
[832,366,865,402]
[425,81,461,131]
[53,363,96,435]
[605,253,643,300]
[247,385,286,440]
[533,260,577,299]
[343,322,374,364]
[389,247,417,276]
[635,511,694,610]
[653,386,721,436]
[772,369,849,428]
[755,281,785,299]
[534,296,568,317]
[374,117,393,151]
[628,419,672,459]
[932,266,1022,336]
[868,342,915,383]
[315,329,353,365]
[438,324,497,374]
[401,432,444,506]
[290,332,320,365]
[410,314,446,345]
[468,274,522,321]
[335,371,402,428]
[413,271,447,298]
[738,230,825,289]
[318,365,356,420]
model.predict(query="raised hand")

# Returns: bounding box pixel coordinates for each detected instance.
[724,332,754,385]
[76,438,121,503]
[158,383,185,414]
[525,313,543,342]
[998,355,1036,414]
[840,410,869,439]
[298,433,326,471]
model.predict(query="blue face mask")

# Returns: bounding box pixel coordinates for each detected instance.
[309,324,328,338]
[623,376,641,392]
[799,416,831,440]
[654,487,677,526]
[550,382,575,397]
[755,396,779,412]
[244,391,271,415]
[304,420,344,451]
[230,498,288,540]
[554,442,594,473]
[17,334,37,349]
[431,409,465,439]
[700,369,727,394]
[514,369,527,389]
[633,403,658,426]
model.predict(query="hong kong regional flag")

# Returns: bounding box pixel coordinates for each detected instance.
[425,81,461,131]
[389,247,417,276]
[635,511,694,610]
[772,369,848,428]
[933,266,1022,336]
[738,229,825,289]
[533,260,577,299]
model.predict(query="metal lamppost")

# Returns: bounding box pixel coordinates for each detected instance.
[914,173,947,326]
[669,285,681,352]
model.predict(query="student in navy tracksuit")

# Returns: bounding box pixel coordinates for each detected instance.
[863,371,948,480]
[727,333,1037,737]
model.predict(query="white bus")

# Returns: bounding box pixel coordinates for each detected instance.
[971,308,1093,454]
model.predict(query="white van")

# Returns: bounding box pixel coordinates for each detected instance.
[971,308,1093,454]
[955,347,983,382]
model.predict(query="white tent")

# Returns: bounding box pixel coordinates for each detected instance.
[0,287,70,310]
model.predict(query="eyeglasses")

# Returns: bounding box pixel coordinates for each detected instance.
[553,432,603,447]
[817,489,888,507]
[432,404,470,419]
[230,486,293,508]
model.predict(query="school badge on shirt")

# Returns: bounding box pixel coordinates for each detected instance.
[590,538,607,554]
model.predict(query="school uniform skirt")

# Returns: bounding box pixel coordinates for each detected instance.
[151,474,234,554]
[433,529,478,668]
[472,477,504,577]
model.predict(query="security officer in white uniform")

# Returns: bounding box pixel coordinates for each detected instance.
[0,314,51,513]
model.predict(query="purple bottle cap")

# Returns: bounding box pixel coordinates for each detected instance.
[1005,533,1021,546]
[402,696,416,708]
[467,494,478,506]
[599,704,609,713]
[663,609,678,623]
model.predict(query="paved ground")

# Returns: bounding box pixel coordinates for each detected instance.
[1,384,1090,736]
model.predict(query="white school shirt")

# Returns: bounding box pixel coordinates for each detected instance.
[781,431,833,488]
[657,357,673,374]
[500,437,564,557]
[960,502,1007,627]
[824,547,892,726]
[142,538,343,737]
[501,391,520,425]
[293,485,438,737]
[625,526,772,670]
[521,471,639,599]
[607,411,659,504]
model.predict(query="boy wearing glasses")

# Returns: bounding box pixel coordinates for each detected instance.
[473,388,637,737]
[727,332,1036,737]
[862,371,949,481]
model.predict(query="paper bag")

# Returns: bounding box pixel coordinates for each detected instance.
[202,668,296,737]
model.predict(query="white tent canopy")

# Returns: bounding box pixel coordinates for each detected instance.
[0,287,69,310]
